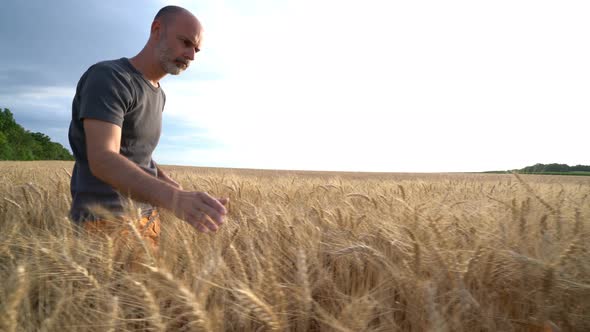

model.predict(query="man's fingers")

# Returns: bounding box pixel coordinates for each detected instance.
[193,207,222,228]
[188,211,218,232]
[198,214,219,232]
[187,215,208,233]
[196,223,208,233]
[193,204,224,225]
[177,192,229,233]
[199,192,227,215]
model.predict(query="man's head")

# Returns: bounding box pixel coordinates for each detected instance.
[150,6,203,75]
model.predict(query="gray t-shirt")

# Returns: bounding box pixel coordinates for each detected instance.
[68,57,165,222]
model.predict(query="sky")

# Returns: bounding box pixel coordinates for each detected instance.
[1,0,588,172]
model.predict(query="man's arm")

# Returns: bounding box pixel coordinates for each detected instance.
[84,119,227,232]
[153,160,182,189]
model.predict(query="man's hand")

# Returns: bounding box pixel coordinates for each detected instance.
[84,120,229,233]
[170,190,229,233]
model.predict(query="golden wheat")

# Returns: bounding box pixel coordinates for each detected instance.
[0,161,589,331]
[0,265,28,332]
[147,265,212,331]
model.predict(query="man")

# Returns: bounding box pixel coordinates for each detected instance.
[68,6,228,248]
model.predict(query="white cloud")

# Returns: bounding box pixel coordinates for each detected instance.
[3,86,74,100]
[154,0,589,171]
[159,75,589,171]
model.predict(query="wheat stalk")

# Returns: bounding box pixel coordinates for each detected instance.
[147,266,212,332]
[106,295,119,332]
[313,301,355,332]
[39,247,100,289]
[104,235,114,281]
[265,259,287,320]
[296,247,312,330]
[512,173,557,214]
[39,292,68,332]
[0,265,28,332]
[404,228,422,275]
[423,282,449,332]
[126,277,165,332]
[3,197,22,209]
[126,214,155,267]
[233,286,282,331]
[346,193,372,203]
[338,296,375,331]
[226,243,249,284]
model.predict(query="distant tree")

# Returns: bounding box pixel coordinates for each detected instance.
[520,163,590,173]
[0,108,16,131]
[570,164,590,172]
[0,131,7,146]
[0,107,73,161]
[543,163,570,172]
[521,163,545,173]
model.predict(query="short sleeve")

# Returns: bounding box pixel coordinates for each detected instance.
[78,64,134,127]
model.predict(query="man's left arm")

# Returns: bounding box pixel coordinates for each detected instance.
[153,160,183,189]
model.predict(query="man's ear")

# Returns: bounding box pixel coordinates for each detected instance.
[151,20,162,39]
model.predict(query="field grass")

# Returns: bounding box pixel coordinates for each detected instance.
[1,161,589,331]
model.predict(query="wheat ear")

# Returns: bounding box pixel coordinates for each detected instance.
[127,278,165,332]
[147,266,212,332]
[233,287,282,331]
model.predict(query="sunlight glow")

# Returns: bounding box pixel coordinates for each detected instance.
[155,0,589,171]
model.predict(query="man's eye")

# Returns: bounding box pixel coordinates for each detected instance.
[184,40,191,47]
[195,48,200,53]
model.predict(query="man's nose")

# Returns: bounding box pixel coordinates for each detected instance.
[184,48,195,61]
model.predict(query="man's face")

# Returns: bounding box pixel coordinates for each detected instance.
[155,14,202,75]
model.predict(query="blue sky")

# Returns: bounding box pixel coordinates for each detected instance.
[1,0,588,172]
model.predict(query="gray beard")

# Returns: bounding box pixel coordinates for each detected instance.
[163,61,183,75]
[157,43,185,75]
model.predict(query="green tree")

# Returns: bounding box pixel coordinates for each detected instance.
[0,108,17,131]
[571,164,590,172]
[520,163,590,173]
[0,107,73,161]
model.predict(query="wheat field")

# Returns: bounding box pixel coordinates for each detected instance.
[0,161,589,331]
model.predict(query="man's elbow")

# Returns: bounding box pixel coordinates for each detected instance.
[87,150,117,180]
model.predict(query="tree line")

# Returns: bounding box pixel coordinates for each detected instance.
[0,108,73,160]
[520,163,590,173]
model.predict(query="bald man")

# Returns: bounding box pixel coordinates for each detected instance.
[68,6,228,249]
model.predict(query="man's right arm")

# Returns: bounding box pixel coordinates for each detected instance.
[84,119,228,232]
